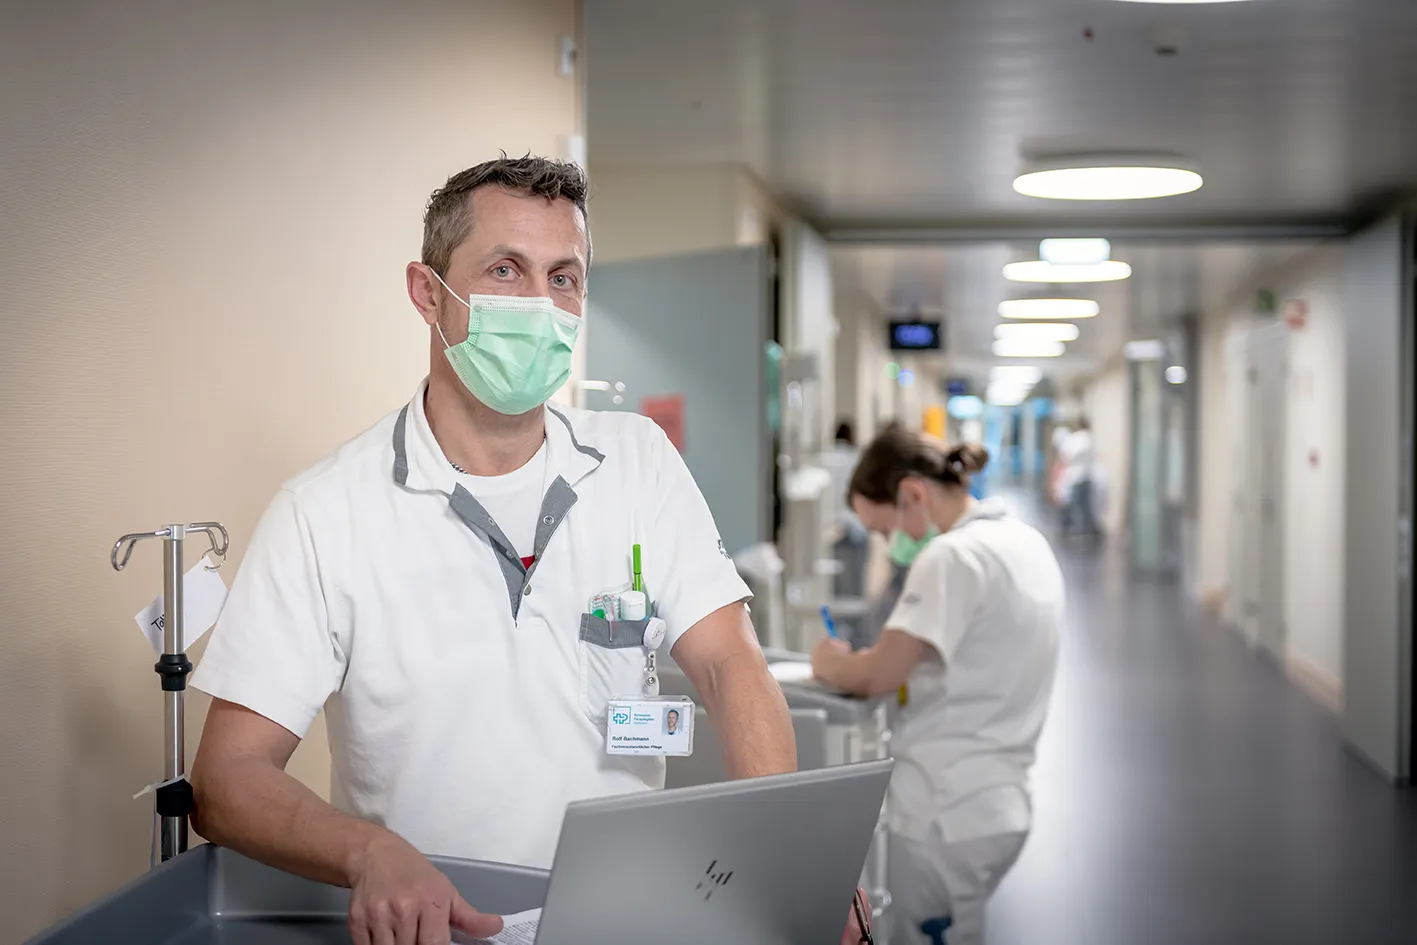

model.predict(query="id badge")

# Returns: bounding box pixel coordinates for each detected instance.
[606,697,695,757]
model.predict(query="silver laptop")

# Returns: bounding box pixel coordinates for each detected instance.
[533,759,893,945]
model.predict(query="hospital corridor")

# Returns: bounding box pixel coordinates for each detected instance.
[990,491,1417,944]
[3,1,1417,944]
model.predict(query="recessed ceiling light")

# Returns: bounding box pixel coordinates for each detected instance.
[995,323,1081,343]
[1003,260,1133,283]
[998,298,1100,320]
[1165,365,1189,384]
[1014,155,1203,201]
[1040,239,1111,265]
[993,339,1066,358]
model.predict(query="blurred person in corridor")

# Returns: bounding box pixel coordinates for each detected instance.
[811,423,1064,945]
[822,419,872,646]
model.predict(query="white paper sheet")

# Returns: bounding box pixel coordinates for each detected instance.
[132,554,229,653]
[767,660,816,684]
[454,908,541,945]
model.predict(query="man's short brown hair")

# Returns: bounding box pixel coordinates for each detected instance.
[421,155,590,277]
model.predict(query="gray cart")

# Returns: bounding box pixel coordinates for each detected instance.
[26,844,548,945]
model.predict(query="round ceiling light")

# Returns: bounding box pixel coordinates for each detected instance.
[1003,260,1133,283]
[998,298,1100,320]
[1014,155,1203,201]
[995,322,1081,343]
[992,339,1066,358]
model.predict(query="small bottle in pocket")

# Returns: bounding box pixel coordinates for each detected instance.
[618,590,647,621]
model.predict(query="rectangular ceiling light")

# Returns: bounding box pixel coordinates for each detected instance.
[1125,339,1166,361]
[994,322,1081,343]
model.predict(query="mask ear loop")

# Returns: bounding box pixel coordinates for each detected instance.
[427,266,470,350]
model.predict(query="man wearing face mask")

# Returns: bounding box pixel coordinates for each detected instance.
[187,158,813,945]
[810,424,1064,945]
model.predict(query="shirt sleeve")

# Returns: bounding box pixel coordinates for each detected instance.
[883,541,984,664]
[191,488,345,739]
[639,422,753,653]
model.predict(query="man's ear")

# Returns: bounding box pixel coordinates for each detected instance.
[406,262,442,328]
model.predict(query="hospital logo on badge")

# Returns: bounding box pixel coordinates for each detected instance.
[610,705,632,725]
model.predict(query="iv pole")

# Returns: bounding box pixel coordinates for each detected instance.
[112,522,230,863]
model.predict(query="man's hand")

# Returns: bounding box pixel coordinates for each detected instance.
[348,833,503,945]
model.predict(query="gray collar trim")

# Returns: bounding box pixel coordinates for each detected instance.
[448,476,579,620]
[393,405,411,487]
[547,405,605,463]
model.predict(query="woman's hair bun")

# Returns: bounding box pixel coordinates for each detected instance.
[946,444,990,475]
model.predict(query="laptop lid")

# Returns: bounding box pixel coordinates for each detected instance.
[534,759,893,945]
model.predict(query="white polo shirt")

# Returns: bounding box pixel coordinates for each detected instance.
[192,380,750,869]
[883,501,1064,844]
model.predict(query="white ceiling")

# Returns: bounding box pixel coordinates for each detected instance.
[585,0,1416,370]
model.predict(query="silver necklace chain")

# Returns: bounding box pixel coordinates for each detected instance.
[449,432,546,477]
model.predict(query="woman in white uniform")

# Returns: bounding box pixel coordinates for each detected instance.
[811,424,1064,945]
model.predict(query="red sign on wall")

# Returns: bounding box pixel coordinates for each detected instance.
[641,394,686,451]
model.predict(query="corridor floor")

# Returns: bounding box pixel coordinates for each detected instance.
[985,495,1417,945]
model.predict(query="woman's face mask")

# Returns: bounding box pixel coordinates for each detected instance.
[887,480,940,566]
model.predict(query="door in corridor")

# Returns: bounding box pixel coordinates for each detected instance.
[1244,323,1289,661]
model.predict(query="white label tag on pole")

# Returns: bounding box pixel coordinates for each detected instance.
[132,554,229,653]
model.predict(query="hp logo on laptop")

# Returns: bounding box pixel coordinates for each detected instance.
[695,859,734,902]
[611,705,631,725]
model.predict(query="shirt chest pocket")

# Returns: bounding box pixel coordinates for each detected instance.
[578,613,654,728]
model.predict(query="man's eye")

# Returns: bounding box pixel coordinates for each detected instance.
[552,274,570,288]
[495,266,514,278]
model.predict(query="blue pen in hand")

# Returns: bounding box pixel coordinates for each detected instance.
[820,605,839,640]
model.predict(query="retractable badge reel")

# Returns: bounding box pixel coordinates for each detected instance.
[605,614,695,757]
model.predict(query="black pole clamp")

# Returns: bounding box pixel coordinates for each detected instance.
[154,778,195,818]
[155,653,193,692]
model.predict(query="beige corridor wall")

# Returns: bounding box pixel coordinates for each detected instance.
[1083,362,1133,537]
[0,1,578,937]
[1193,245,1347,703]
[587,164,776,264]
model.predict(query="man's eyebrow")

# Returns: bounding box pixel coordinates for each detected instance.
[485,246,533,267]
[548,255,586,273]
[485,246,585,273]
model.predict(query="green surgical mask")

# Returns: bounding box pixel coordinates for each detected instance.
[888,525,940,566]
[432,272,581,416]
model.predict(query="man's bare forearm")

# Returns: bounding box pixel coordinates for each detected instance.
[191,755,399,888]
[702,649,798,778]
